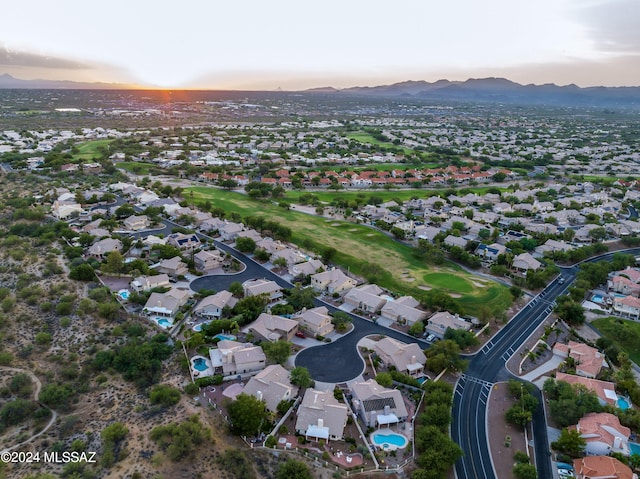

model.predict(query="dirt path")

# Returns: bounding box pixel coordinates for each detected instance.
[0,366,58,453]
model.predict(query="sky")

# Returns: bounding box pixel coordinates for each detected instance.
[1,0,639,90]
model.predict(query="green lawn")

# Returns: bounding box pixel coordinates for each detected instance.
[423,272,474,294]
[282,185,508,205]
[346,133,414,156]
[186,186,511,317]
[72,139,114,161]
[118,161,159,175]
[591,317,640,364]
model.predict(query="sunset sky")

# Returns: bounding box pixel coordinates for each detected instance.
[1,0,638,89]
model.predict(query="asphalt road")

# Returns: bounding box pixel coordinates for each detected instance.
[143,211,430,383]
[453,248,640,479]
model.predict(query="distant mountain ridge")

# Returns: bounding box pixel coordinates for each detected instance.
[1,73,639,108]
[0,73,137,90]
[320,77,640,107]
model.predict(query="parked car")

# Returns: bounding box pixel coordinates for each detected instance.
[425,334,436,342]
[295,331,306,338]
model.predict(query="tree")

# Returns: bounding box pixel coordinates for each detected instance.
[229,281,243,297]
[149,415,211,461]
[275,460,313,479]
[331,311,352,333]
[102,251,125,274]
[513,463,538,479]
[414,425,463,474]
[408,320,425,337]
[551,428,586,457]
[444,328,479,349]
[554,297,586,325]
[235,237,256,253]
[425,340,468,373]
[375,372,393,388]
[272,257,288,268]
[287,286,316,310]
[290,367,314,388]
[321,247,337,263]
[149,384,181,407]
[69,263,95,281]
[227,393,269,436]
[262,340,291,365]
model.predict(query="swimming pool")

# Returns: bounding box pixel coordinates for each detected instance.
[630,442,640,456]
[618,397,631,410]
[152,317,172,329]
[193,321,211,332]
[370,432,408,450]
[591,294,604,304]
[193,357,209,371]
[118,289,130,300]
[214,333,236,341]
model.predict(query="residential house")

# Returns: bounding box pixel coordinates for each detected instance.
[426,311,471,339]
[235,228,263,243]
[344,284,387,313]
[295,306,334,337]
[534,239,574,258]
[242,279,283,302]
[290,259,325,279]
[209,340,266,376]
[556,373,619,406]
[573,456,634,479]
[570,412,631,456]
[444,235,467,249]
[123,215,149,231]
[153,256,188,277]
[130,273,170,293]
[271,247,306,266]
[295,389,349,442]
[512,253,542,274]
[193,291,238,319]
[166,232,200,250]
[475,243,507,262]
[199,217,227,234]
[143,288,190,318]
[219,222,244,241]
[194,249,223,272]
[249,313,298,342]
[613,295,640,320]
[373,337,426,377]
[351,379,408,428]
[553,341,606,378]
[241,365,299,412]
[311,268,357,295]
[379,296,427,326]
[87,238,122,260]
[52,200,83,219]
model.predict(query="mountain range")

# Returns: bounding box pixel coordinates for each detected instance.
[1,73,639,107]
[0,73,137,90]
[309,77,640,108]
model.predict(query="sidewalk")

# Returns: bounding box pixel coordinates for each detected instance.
[519,355,563,383]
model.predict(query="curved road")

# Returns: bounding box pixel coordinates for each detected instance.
[148,216,431,383]
[453,248,640,479]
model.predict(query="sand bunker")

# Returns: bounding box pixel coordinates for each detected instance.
[449,293,462,298]
[331,223,341,226]
[418,286,431,291]
[472,281,487,288]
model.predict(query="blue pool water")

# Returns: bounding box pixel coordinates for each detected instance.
[618,397,631,410]
[591,294,604,304]
[193,358,208,371]
[371,432,408,449]
[417,377,429,385]
[193,321,211,332]
[214,333,236,341]
[118,289,130,300]
[630,442,640,456]
[153,317,172,329]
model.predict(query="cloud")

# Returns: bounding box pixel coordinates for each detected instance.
[0,46,90,69]
[576,0,640,54]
